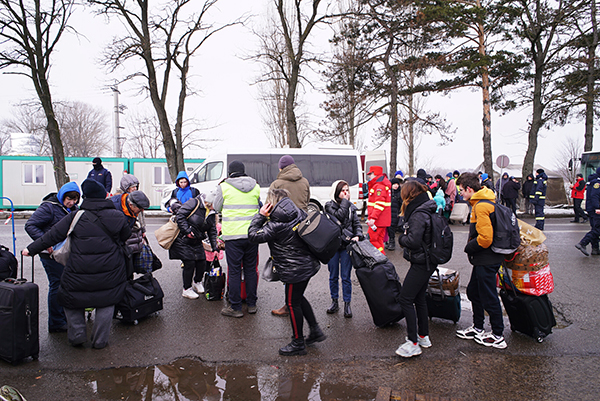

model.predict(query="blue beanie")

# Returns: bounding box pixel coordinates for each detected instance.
[394,170,404,178]
[481,173,489,181]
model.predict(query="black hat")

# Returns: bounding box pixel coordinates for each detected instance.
[228,160,245,176]
[81,178,106,199]
[128,191,150,210]
[92,157,102,165]
[536,168,545,174]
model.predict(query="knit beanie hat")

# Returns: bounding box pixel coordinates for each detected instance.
[278,155,295,170]
[81,178,107,199]
[391,178,401,186]
[128,191,150,210]
[228,160,245,176]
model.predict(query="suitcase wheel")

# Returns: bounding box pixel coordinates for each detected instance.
[536,336,544,343]
[132,320,139,325]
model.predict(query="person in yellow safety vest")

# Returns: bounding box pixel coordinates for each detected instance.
[213,161,261,318]
[366,165,392,254]
[529,169,548,230]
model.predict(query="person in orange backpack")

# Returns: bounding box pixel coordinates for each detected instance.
[366,166,392,254]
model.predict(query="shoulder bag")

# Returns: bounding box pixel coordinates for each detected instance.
[154,199,201,250]
[51,210,85,265]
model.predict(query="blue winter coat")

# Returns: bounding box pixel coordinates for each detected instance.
[529,172,548,205]
[87,167,113,193]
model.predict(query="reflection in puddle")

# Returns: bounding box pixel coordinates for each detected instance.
[84,359,375,400]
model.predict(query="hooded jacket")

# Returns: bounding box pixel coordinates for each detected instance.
[213,174,260,240]
[26,198,131,309]
[169,196,217,261]
[522,175,534,199]
[367,173,392,227]
[25,181,81,258]
[571,177,586,199]
[464,187,505,266]
[269,164,310,211]
[166,171,200,213]
[529,172,548,204]
[248,197,320,284]
[398,192,437,268]
[324,181,363,248]
[502,179,521,199]
[495,174,509,196]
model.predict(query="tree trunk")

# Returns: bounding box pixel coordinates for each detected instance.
[383,37,398,176]
[286,61,301,148]
[477,14,494,181]
[408,92,415,177]
[174,61,188,173]
[522,61,544,179]
[584,0,597,152]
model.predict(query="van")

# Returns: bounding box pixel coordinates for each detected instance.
[161,148,364,213]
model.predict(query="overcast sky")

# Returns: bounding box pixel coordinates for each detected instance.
[0,0,596,176]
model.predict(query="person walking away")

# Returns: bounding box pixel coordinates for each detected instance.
[87,157,113,194]
[385,178,402,251]
[110,189,151,278]
[165,171,200,214]
[169,194,218,299]
[575,170,600,256]
[23,179,131,349]
[214,161,260,317]
[570,174,587,223]
[522,174,534,215]
[248,189,325,356]
[324,180,363,317]
[495,172,509,206]
[529,169,548,230]
[24,182,81,333]
[395,181,437,358]
[269,155,310,317]
[366,166,392,254]
[455,173,507,349]
[502,176,521,215]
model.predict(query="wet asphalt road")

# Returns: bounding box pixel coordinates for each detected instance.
[0,216,599,400]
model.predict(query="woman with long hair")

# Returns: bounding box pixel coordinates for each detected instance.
[395,180,438,358]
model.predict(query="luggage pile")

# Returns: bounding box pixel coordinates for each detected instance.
[426,267,461,323]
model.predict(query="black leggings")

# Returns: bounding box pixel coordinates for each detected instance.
[399,264,432,343]
[182,259,207,290]
[285,280,317,340]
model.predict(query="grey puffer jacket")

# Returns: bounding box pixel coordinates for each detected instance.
[248,197,320,284]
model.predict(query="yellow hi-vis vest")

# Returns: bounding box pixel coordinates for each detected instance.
[220,181,260,240]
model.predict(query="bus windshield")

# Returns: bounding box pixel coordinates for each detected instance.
[581,152,600,179]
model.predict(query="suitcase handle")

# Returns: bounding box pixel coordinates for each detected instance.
[19,253,34,283]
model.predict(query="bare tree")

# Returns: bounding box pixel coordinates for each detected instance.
[0,0,76,187]
[1,103,50,155]
[122,112,164,159]
[88,0,240,180]
[554,135,583,202]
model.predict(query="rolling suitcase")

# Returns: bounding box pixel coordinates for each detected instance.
[0,255,39,364]
[499,284,556,342]
[355,261,404,327]
[114,273,163,325]
[426,267,461,323]
[449,202,470,224]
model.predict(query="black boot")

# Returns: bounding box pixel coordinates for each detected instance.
[385,241,396,251]
[305,325,327,345]
[592,248,600,255]
[326,299,339,314]
[279,338,307,356]
[344,302,353,318]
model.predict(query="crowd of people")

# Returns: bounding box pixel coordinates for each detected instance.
[20,155,566,357]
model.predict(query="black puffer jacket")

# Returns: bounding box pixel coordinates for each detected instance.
[324,198,363,249]
[169,196,217,261]
[248,197,320,284]
[398,193,437,268]
[26,198,131,309]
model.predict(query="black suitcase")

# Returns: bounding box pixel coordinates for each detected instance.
[355,261,404,327]
[426,267,461,323]
[0,255,39,364]
[114,273,163,325]
[500,288,556,342]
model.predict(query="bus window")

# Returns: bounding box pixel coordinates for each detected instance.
[309,155,359,186]
[228,155,274,187]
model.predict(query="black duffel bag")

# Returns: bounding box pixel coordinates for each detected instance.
[0,245,18,281]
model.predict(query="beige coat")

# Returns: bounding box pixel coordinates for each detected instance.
[269,164,310,211]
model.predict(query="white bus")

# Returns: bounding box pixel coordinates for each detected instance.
[160,148,364,213]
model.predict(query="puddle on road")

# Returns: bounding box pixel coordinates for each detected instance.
[83,358,376,401]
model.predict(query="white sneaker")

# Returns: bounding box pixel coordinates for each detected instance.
[417,335,432,348]
[474,332,507,349]
[192,281,205,294]
[182,288,199,299]
[395,339,422,358]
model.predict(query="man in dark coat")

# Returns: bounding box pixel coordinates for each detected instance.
[502,177,521,215]
[530,169,548,230]
[25,181,80,333]
[522,174,534,215]
[87,157,113,193]
[23,179,131,349]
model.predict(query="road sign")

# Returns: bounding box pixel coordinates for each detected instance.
[496,154,510,169]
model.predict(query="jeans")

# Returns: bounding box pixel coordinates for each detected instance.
[225,239,258,310]
[466,264,504,337]
[327,249,352,303]
[285,280,317,340]
[182,259,207,290]
[398,264,432,343]
[40,257,67,330]
[64,306,114,348]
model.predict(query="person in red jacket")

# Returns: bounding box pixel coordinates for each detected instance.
[366,165,392,254]
[570,173,588,223]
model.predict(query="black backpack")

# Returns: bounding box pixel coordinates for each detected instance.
[426,212,454,266]
[0,245,18,280]
[477,199,521,254]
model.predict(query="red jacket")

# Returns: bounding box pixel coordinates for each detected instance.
[571,177,585,199]
[367,174,392,227]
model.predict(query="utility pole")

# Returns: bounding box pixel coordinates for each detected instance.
[111,85,124,157]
